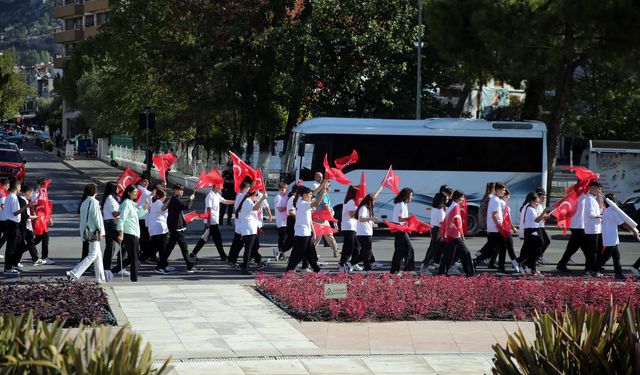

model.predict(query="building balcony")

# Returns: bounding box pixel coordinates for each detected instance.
[54,29,84,44]
[54,55,69,69]
[53,3,84,19]
[84,25,99,38]
[84,0,109,13]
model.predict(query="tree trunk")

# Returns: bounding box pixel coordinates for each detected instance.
[454,82,471,116]
[257,138,272,173]
[521,76,545,120]
[546,61,578,195]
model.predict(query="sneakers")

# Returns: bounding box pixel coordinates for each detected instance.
[556,265,570,273]
[154,268,168,274]
[594,272,604,278]
[3,268,20,275]
[66,270,77,281]
[583,271,594,278]
[186,267,204,273]
[43,258,56,265]
[116,269,130,277]
[337,264,348,273]
[630,266,640,276]
[34,258,45,266]
[257,259,270,270]
[16,263,24,269]
[317,260,328,267]
[567,258,577,265]
[447,267,462,276]
[226,262,239,269]
[419,264,432,276]
[188,253,198,262]
[537,257,547,265]
[165,266,176,272]
[345,262,354,273]
[297,267,313,273]
[272,248,280,260]
[511,260,521,273]
[104,270,114,282]
[371,261,384,269]
[352,264,364,271]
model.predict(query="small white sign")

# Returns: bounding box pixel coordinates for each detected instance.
[323,283,347,300]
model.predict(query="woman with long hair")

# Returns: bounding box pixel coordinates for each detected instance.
[421,185,452,273]
[437,190,475,277]
[109,184,148,282]
[67,183,106,282]
[515,192,544,275]
[354,193,379,272]
[101,181,121,270]
[146,188,170,270]
[339,185,359,272]
[313,181,339,256]
[390,187,415,274]
[286,181,328,273]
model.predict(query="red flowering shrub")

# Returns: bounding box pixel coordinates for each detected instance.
[255,273,640,321]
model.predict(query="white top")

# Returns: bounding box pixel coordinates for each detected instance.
[584,194,602,234]
[256,191,269,228]
[340,199,357,231]
[392,202,408,224]
[286,196,296,215]
[136,185,153,220]
[274,194,288,228]
[294,200,313,236]
[238,199,259,235]
[486,195,503,233]
[536,203,546,228]
[233,192,247,234]
[570,194,586,229]
[430,207,445,227]
[3,193,20,223]
[205,190,222,225]
[518,206,525,238]
[602,207,624,247]
[312,181,321,190]
[356,206,373,236]
[103,195,119,221]
[147,200,168,236]
[20,196,33,232]
[522,206,540,230]
[32,189,40,203]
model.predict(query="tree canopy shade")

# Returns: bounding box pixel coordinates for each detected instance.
[0,52,32,121]
[425,0,640,190]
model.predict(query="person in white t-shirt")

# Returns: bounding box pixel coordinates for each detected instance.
[279,184,299,260]
[338,185,359,272]
[285,181,328,273]
[236,190,268,271]
[226,180,252,267]
[515,192,545,275]
[2,179,23,274]
[190,184,235,262]
[420,186,452,274]
[598,193,639,279]
[557,182,588,272]
[146,188,169,269]
[583,181,604,277]
[474,182,508,272]
[100,181,122,270]
[390,188,415,274]
[354,188,383,272]
[0,177,11,259]
[135,175,153,261]
[273,182,289,260]
[534,187,551,264]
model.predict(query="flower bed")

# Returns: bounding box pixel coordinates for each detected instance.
[0,281,115,327]
[256,273,640,321]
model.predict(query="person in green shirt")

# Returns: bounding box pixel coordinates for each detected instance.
[108,184,148,282]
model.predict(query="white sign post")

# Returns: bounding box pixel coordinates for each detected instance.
[323,283,347,300]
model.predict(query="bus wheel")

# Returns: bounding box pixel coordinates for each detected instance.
[466,206,479,236]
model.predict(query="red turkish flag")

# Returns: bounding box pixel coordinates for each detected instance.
[563,166,599,195]
[116,168,141,195]
[152,153,177,182]
[460,196,469,235]
[229,151,257,193]
[499,205,512,239]
[313,222,338,236]
[551,190,581,235]
[407,214,432,234]
[323,154,351,185]
[33,200,53,235]
[334,150,358,170]
[381,166,400,194]
[312,205,337,223]
[250,168,267,193]
[355,171,366,205]
[184,211,210,223]
[207,168,224,189]
[384,221,413,233]
[440,203,463,241]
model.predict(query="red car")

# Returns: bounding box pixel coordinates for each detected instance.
[0,149,25,182]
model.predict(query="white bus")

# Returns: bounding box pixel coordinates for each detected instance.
[282,117,548,234]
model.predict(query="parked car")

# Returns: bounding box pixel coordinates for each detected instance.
[621,194,640,225]
[25,130,43,142]
[35,131,50,145]
[0,149,26,182]
[4,134,25,147]
[0,141,23,152]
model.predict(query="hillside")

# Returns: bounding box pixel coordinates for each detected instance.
[0,0,60,66]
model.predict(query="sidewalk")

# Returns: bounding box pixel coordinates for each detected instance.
[108,283,534,374]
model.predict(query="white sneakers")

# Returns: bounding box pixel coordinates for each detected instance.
[511,260,522,273]
[630,266,640,276]
[371,261,384,269]
[104,270,114,282]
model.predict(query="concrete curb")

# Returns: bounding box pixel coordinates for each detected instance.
[61,159,106,186]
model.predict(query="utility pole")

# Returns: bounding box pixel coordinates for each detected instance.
[416,0,423,120]
[139,105,155,177]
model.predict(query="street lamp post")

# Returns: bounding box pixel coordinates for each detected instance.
[416,0,423,120]
[139,105,155,177]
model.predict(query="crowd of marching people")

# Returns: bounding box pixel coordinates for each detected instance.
[1,150,639,282]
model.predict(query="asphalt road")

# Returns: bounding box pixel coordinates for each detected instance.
[2,143,640,284]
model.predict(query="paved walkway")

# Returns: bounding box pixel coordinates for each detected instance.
[108,283,534,374]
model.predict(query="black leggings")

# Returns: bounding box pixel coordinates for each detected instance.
[103,220,123,269]
[282,216,296,253]
[192,224,226,259]
[600,245,622,276]
[390,232,414,273]
[517,228,543,271]
[277,226,287,250]
[422,226,442,265]
[286,236,320,272]
[112,233,139,282]
[356,235,373,271]
[438,238,474,277]
[159,231,194,270]
[340,230,357,266]
[34,232,49,259]
[558,228,585,267]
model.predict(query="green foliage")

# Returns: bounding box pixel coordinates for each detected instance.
[0,311,169,375]
[492,304,640,375]
[0,52,32,121]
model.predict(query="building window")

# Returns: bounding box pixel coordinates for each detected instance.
[64,0,83,5]
[65,17,83,31]
[85,14,95,27]
[96,12,110,26]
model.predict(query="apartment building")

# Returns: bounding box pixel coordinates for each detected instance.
[53,0,110,137]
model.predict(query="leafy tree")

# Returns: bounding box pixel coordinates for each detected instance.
[425,0,640,190]
[0,52,32,121]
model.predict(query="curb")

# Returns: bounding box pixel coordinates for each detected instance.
[61,159,107,186]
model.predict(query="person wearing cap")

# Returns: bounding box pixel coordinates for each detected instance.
[156,184,200,273]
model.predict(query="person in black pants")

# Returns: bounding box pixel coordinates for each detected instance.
[390,188,415,274]
[16,185,39,265]
[438,190,475,277]
[421,186,452,272]
[191,184,235,262]
[473,183,508,272]
[2,179,23,274]
[286,183,328,272]
[0,178,10,254]
[157,184,199,273]
[582,181,604,276]
[100,181,122,269]
[220,163,236,225]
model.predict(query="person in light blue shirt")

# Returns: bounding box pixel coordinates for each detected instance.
[67,184,106,282]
